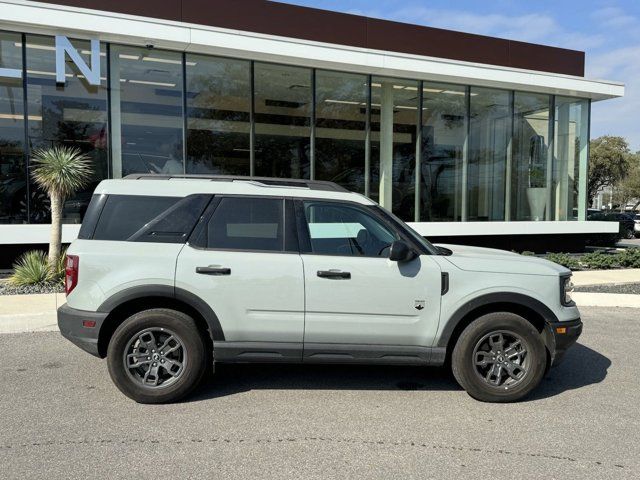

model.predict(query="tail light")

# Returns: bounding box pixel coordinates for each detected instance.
[65,255,79,296]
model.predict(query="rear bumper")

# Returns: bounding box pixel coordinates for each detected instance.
[549,317,583,365]
[57,303,108,358]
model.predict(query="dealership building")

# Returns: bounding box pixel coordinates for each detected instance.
[0,0,625,265]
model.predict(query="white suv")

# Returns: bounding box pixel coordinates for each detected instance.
[58,175,582,403]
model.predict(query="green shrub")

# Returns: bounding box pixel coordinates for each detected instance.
[618,248,640,268]
[521,251,535,256]
[8,250,54,286]
[579,251,619,270]
[545,253,580,270]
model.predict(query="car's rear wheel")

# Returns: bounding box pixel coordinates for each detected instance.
[625,227,635,239]
[107,309,207,404]
[451,312,547,403]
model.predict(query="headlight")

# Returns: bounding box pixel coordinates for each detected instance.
[561,275,574,306]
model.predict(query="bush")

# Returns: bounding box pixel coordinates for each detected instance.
[8,251,54,286]
[579,251,619,270]
[618,248,640,268]
[545,253,580,270]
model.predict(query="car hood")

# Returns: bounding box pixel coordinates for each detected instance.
[434,243,569,276]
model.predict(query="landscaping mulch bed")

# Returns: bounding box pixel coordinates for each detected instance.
[574,283,640,295]
[0,282,64,296]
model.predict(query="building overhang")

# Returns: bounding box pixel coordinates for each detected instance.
[408,221,620,237]
[0,221,620,246]
[0,0,625,101]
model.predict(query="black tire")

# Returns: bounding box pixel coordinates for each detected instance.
[107,308,207,404]
[451,312,547,403]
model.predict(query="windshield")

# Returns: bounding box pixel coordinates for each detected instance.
[372,206,440,255]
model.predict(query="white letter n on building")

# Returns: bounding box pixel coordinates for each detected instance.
[55,35,100,86]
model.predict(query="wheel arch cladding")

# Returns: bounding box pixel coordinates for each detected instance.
[438,292,558,357]
[96,285,224,358]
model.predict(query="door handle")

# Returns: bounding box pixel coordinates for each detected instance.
[196,266,231,276]
[317,270,351,279]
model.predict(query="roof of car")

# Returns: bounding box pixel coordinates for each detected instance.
[93,174,376,206]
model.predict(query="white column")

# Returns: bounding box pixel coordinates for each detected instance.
[555,101,570,220]
[109,51,122,178]
[379,82,394,211]
[577,102,589,220]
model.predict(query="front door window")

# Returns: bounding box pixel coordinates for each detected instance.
[303,201,399,257]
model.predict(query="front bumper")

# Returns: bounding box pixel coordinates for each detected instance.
[548,317,583,365]
[57,303,108,358]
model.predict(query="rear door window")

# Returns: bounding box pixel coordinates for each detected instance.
[200,196,285,252]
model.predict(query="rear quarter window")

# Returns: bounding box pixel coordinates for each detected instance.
[89,194,210,242]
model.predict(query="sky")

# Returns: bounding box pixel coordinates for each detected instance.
[279,0,640,151]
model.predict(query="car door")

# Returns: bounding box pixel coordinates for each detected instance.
[298,200,442,362]
[175,196,304,362]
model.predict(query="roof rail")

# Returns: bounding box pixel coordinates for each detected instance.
[122,174,349,192]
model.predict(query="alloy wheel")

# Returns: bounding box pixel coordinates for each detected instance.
[472,330,530,388]
[122,328,187,389]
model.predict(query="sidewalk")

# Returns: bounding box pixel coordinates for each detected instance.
[0,293,62,334]
[572,268,640,287]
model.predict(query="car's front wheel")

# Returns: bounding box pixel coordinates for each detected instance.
[451,312,547,402]
[107,309,207,403]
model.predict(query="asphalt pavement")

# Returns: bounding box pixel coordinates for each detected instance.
[0,306,638,479]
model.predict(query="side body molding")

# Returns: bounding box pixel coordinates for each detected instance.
[437,292,559,348]
[97,285,225,341]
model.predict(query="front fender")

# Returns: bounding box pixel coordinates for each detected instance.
[436,291,560,348]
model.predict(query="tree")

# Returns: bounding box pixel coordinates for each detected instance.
[612,152,640,211]
[30,146,93,269]
[588,136,631,205]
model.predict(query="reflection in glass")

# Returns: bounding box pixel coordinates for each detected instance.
[109,45,183,178]
[554,97,589,220]
[314,70,367,193]
[419,82,466,221]
[26,34,108,223]
[512,92,551,221]
[185,55,251,175]
[254,63,311,179]
[370,77,419,221]
[0,32,26,224]
[468,87,510,221]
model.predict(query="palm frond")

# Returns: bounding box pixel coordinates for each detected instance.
[30,146,93,198]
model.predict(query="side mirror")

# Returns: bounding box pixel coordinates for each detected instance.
[389,240,417,262]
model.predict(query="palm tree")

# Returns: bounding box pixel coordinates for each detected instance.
[30,146,93,269]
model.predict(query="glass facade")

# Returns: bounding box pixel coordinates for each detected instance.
[0,30,591,226]
[468,87,511,222]
[0,32,25,224]
[186,55,251,176]
[26,35,108,223]
[314,70,368,194]
[254,63,311,179]
[554,97,589,221]
[512,92,552,221]
[109,45,184,177]
[370,77,419,220]
[419,82,466,222]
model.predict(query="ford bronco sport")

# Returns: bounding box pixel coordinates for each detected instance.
[58,175,582,403]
